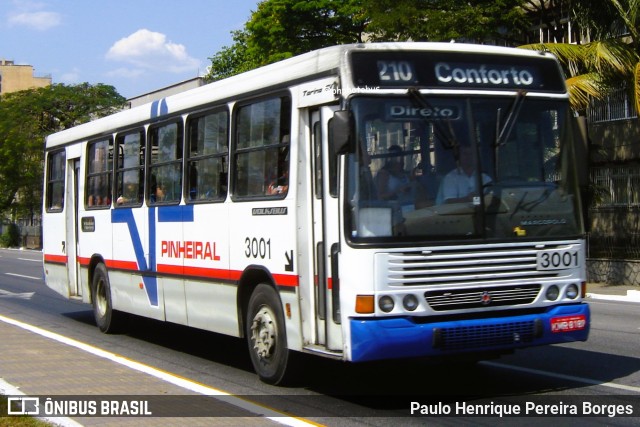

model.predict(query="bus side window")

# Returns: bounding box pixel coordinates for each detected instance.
[46,150,65,212]
[234,96,291,199]
[86,138,113,209]
[148,121,183,205]
[115,130,145,207]
[186,108,229,202]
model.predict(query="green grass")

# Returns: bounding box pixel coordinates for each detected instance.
[0,396,52,427]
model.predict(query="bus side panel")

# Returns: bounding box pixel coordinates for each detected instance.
[183,203,237,336]
[77,207,114,303]
[111,207,165,321]
[228,198,302,351]
[154,207,186,326]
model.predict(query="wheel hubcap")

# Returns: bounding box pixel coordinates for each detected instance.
[96,280,107,317]
[250,306,277,360]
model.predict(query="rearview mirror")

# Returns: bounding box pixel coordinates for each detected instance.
[329,110,353,155]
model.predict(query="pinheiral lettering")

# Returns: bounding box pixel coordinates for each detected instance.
[161,240,221,260]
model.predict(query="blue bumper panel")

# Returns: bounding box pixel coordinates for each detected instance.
[350,303,590,362]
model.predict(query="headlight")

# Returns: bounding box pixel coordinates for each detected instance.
[378,295,395,313]
[546,285,559,301]
[402,294,419,311]
[565,284,579,299]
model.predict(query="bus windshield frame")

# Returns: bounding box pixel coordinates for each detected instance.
[345,94,584,245]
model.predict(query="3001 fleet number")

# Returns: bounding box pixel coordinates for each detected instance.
[536,249,579,270]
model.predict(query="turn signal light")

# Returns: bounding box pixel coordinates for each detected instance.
[355,295,375,314]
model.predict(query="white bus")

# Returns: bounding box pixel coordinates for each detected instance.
[43,43,590,384]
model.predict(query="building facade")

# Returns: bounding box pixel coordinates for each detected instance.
[0,59,51,95]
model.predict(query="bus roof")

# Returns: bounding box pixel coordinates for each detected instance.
[45,42,559,149]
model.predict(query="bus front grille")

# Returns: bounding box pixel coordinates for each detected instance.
[424,284,541,311]
[433,319,541,351]
[381,242,574,287]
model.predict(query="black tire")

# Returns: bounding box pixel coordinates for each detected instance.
[91,263,122,333]
[246,284,291,385]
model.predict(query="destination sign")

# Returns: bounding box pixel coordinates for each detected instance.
[351,51,566,92]
[385,103,460,121]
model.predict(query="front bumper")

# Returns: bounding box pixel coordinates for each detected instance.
[350,303,590,362]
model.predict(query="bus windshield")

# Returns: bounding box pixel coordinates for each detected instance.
[346,95,583,242]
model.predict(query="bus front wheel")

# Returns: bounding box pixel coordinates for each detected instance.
[246,284,291,385]
[91,263,122,333]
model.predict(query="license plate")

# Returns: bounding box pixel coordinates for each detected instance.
[551,315,586,333]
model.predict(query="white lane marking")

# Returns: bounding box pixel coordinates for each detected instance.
[18,258,41,263]
[0,288,34,299]
[0,314,319,427]
[0,377,83,427]
[5,273,41,281]
[483,361,640,393]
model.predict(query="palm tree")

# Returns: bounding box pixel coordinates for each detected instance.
[520,0,640,114]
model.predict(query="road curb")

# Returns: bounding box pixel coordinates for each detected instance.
[587,290,640,303]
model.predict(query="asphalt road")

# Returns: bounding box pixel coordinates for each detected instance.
[0,248,639,426]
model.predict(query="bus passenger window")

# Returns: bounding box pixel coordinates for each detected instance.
[46,150,65,212]
[86,138,113,209]
[186,109,229,202]
[234,96,290,199]
[148,121,182,205]
[115,130,144,207]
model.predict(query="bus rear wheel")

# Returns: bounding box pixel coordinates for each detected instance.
[246,284,291,385]
[91,263,122,333]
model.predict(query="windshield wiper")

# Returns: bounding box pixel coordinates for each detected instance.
[495,90,527,147]
[408,87,459,150]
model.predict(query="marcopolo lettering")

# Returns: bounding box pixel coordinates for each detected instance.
[435,62,535,87]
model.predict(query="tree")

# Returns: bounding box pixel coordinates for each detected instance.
[364,0,529,44]
[0,83,126,220]
[206,0,368,81]
[207,30,259,82]
[206,0,530,81]
[520,0,640,113]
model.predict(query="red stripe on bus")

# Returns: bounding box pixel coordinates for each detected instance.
[106,259,139,270]
[273,273,299,287]
[46,253,298,287]
[181,265,234,281]
[44,254,68,264]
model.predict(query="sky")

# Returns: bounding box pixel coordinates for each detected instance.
[0,0,261,98]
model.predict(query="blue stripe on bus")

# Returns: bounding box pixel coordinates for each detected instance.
[150,98,169,119]
[111,205,195,307]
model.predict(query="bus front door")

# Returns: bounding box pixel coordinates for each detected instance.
[310,107,343,352]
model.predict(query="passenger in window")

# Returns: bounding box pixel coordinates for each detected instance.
[267,171,288,195]
[437,145,491,204]
[151,182,165,203]
[376,145,412,204]
[117,183,137,205]
[267,147,289,195]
